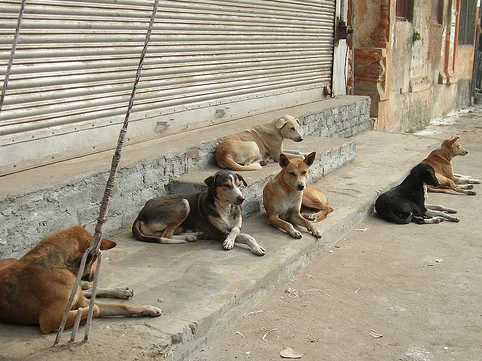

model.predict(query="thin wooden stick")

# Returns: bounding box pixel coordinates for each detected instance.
[53,0,160,346]
[83,251,102,341]
[0,0,26,114]
[69,308,83,343]
[53,249,89,345]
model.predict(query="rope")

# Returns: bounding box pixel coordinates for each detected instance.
[53,0,160,345]
[0,0,26,114]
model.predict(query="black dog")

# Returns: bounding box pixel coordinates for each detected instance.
[132,171,265,255]
[375,163,459,224]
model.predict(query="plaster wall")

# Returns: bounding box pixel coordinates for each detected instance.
[357,0,474,132]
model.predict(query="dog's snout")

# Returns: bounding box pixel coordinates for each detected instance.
[237,195,245,204]
[295,136,303,142]
[297,183,305,191]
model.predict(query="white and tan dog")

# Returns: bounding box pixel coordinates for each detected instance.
[263,152,322,239]
[215,115,306,171]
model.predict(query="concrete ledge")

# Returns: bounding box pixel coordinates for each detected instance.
[169,136,356,217]
[0,130,442,361]
[0,96,369,259]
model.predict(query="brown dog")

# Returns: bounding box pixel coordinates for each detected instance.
[263,152,322,239]
[301,184,334,222]
[215,115,306,171]
[422,136,480,195]
[0,226,161,334]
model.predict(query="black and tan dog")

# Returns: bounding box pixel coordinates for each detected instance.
[375,163,460,224]
[263,152,322,239]
[0,226,161,334]
[132,171,265,256]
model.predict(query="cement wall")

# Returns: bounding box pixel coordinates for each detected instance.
[0,97,370,259]
[352,0,474,132]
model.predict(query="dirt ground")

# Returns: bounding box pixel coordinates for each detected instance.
[189,108,482,361]
[1,107,481,361]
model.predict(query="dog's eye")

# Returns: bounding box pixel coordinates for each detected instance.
[301,171,307,176]
[289,171,296,176]
[223,184,233,189]
[291,127,296,131]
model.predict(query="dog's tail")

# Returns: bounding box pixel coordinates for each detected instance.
[132,219,190,244]
[216,154,262,171]
[132,219,161,243]
[314,207,334,222]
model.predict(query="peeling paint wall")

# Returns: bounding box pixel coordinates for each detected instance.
[353,0,475,132]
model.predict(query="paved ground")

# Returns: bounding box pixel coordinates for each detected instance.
[189,108,482,361]
[0,106,481,361]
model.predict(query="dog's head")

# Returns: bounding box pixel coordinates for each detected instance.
[441,136,468,157]
[43,226,117,281]
[278,151,316,191]
[276,115,304,142]
[204,171,247,206]
[412,163,439,187]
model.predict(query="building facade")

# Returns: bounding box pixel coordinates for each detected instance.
[351,0,478,131]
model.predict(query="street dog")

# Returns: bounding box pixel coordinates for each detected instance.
[422,136,480,195]
[0,226,161,334]
[132,171,265,256]
[215,115,306,171]
[375,163,459,224]
[301,184,334,222]
[263,152,322,239]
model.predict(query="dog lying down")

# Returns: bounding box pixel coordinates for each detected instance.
[422,136,480,195]
[215,115,307,171]
[0,226,161,334]
[132,170,265,256]
[375,163,459,224]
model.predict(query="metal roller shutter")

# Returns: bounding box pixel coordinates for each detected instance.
[0,0,335,174]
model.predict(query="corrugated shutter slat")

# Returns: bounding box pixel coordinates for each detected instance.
[0,0,335,173]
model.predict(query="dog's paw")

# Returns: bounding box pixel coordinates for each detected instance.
[431,216,445,224]
[312,229,322,239]
[443,207,458,214]
[302,213,317,221]
[142,306,162,317]
[465,190,477,195]
[289,229,303,239]
[223,238,235,250]
[251,245,266,256]
[471,178,481,184]
[117,287,134,299]
[185,234,198,242]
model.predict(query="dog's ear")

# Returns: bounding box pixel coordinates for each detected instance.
[279,153,290,168]
[304,152,316,166]
[276,116,288,129]
[204,174,215,187]
[236,174,248,187]
[448,136,459,145]
[100,239,117,250]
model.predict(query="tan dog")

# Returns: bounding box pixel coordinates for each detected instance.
[263,152,322,239]
[0,226,161,334]
[215,115,306,171]
[422,136,480,195]
[301,184,334,222]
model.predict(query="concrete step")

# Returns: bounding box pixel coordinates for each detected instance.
[0,96,369,259]
[168,136,356,217]
[0,130,443,361]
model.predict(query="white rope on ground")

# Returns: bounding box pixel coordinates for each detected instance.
[0,0,26,114]
[53,0,160,345]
